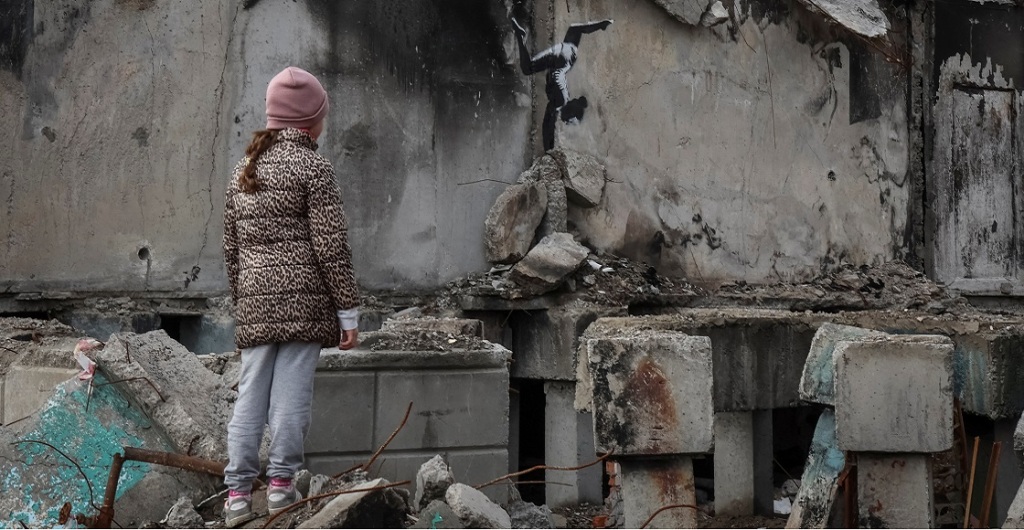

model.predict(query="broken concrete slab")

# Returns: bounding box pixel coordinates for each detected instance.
[0,372,214,528]
[412,499,465,529]
[857,454,933,528]
[587,330,714,455]
[649,0,709,26]
[484,182,548,264]
[2,365,78,425]
[383,317,483,338]
[445,483,512,529]
[620,457,698,528]
[508,233,590,297]
[519,155,570,239]
[1005,483,1024,528]
[162,496,203,529]
[786,409,845,529]
[510,304,626,381]
[298,477,409,528]
[795,0,890,39]
[834,335,954,452]
[700,1,729,26]
[508,500,556,529]
[799,323,887,406]
[415,455,455,511]
[95,331,233,461]
[549,148,606,208]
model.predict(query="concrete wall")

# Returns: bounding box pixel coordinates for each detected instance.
[0,0,531,293]
[542,0,909,285]
[1,0,913,293]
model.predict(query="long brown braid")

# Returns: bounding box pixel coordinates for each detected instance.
[239,129,280,193]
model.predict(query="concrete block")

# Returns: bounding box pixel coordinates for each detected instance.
[787,409,845,529]
[512,305,625,381]
[620,457,697,528]
[834,335,954,452]
[307,372,376,453]
[588,331,713,455]
[752,410,774,515]
[956,330,1024,419]
[544,381,603,508]
[714,411,754,516]
[2,366,77,424]
[446,483,512,529]
[799,323,886,406]
[857,454,933,528]
[376,369,508,450]
[383,318,483,337]
[1005,482,1024,528]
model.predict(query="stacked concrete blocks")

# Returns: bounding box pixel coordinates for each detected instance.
[585,329,714,528]
[305,338,512,503]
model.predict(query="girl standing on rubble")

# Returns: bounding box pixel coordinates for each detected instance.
[221,66,360,527]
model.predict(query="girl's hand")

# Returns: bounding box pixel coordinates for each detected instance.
[340,329,359,350]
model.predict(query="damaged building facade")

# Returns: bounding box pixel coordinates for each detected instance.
[5,0,1024,527]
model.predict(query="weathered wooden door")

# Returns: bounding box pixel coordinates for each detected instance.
[930,2,1024,295]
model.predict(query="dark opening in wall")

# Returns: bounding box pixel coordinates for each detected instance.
[515,378,547,505]
[0,310,50,320]
[158,314,203,353]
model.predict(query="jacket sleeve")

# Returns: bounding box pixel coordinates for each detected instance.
[308,159,360,311]
[223,184,241,303]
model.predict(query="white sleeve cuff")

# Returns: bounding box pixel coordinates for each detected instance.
[337,307,359,331]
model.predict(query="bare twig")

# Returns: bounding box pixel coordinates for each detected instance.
[475,451,613,489]
[0,345,19,354]
[332,463,365,479]
[261,480,412,529]
[456,179,514,187]
[639,503,700,529]
[12,440,98,509]
[16,520,27,529]
[362,402,412,472]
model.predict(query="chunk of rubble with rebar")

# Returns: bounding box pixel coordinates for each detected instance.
[586,330,713,528]
[788,325,953,528]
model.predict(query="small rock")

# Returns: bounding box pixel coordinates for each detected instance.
[485,182,549,264]
[549,148,606,207]
[298,478,408,529]
[520,155,568,238]
[508,500,555,529]
[587,260,602,270]
[773,497,793,515]
[700,0,729,26]
[162,497,203,529]
[782,478,801,497]
[295,469,313,498]
[309,473,332,497]
[551,513,568,528]
[415,455,456,511]
[412,500,465,529]
[508,233,590,297]
[393,307,424,320]
[583,275,597,287]
[445,483,512,529]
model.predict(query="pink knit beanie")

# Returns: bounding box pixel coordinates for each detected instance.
[265,66,329,130]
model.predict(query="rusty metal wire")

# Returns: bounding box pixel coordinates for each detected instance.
[11,440,99,510]
[639,503,700,529]
[474,451,613,490]
[332,402,413,479]
[261,480,412,529]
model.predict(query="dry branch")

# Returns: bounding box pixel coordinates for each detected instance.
[474,451,613,489]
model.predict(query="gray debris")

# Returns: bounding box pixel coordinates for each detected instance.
[295,469,313,498]
[508,500,556,529]
[508,233,590,297]
[415,455,456,511]
[550,149,606,208]
[412,500,465,529]
[161,497,203,529]
[700,1,729,26]
[484,182,549,264]
[795,0,889,39]
[309,473,332,497]
[445,483,512,529]
[298,478,408,529]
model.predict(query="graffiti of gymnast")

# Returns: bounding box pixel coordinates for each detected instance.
[511,15,613,151]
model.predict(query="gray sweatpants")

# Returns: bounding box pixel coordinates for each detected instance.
[224,341,321,493]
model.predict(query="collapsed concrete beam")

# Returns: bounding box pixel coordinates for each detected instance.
[795,0,890,39]
[799,323,886,406]
[786,409,845,529]
[95,331,233,462]
[833,335,954,453]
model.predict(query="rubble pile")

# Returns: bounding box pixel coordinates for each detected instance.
[482,149,608,299]
[716,260,972,312]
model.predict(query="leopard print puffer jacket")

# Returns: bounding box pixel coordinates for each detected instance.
[223,128,359,349]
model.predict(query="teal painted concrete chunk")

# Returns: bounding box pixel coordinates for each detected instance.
[799,323,886,406]
[787,410,845,528]
[1,373,172,528]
